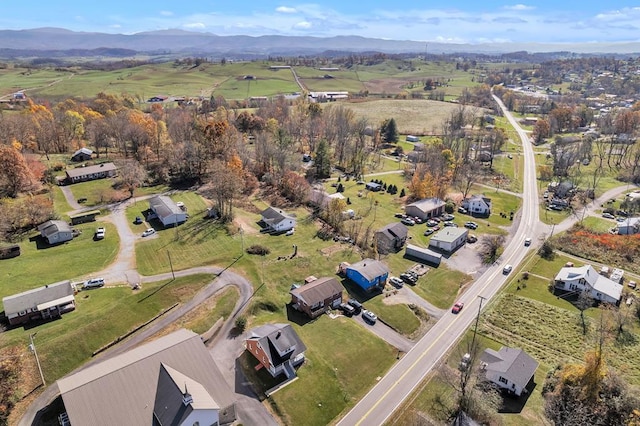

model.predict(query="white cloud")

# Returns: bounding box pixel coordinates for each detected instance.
[160,11,173,17]
[503,4,535,11]
[183,22,206,29]
[294,21,312,30]
[276,6,297,14]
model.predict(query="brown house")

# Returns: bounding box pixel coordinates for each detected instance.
[245,323,306,379]
[290,276,343,319]
[375,222,408,254]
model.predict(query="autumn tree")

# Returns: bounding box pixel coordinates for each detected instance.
[200,158,243,222]
[533,118,552,144]
[116,159,147,198]
[0,146,36,198]
[279,171,310,205]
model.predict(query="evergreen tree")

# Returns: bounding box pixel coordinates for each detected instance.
[314,139,331,179]
[380,118,399,143]
[400,188,406,197]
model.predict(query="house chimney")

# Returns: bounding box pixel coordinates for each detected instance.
[182,384,193,406]
[276,331,281,339]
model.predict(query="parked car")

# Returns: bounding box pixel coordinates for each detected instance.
[442,214,455,221]
[394,213,405,218]
[389,276,404,288]
[457,207,468,214]
[285,228,295,236]
[464,221,478,230]
[83,277,105,290]
[339,303,356,317]
[413,217,423,224]
[443,221,458,227]
[602,212,615,219]
[452,301,464,314]
[524,237,532,246]
[401,217,416,226]
[400,273,417,285]
[347,298,363,314]
[95,227,105,240]
[424,228,435,236]
[362,310,377,324]
[426,219,439,227]
[467,234,478,243]
[134,216,143,224]
[503,264,513,274]
[142,228,156,237]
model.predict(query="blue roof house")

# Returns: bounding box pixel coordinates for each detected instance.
[345,259,389,291]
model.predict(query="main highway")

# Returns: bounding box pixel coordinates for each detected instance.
[336,93,542,426]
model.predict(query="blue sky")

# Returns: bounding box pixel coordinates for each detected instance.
[2,2,640,44]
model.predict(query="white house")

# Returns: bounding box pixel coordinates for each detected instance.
[616,217,640,235]
[260,206,296,233]
[405,197,446,220]
[462,195,492,217]
[479,346,539,396]
[554,264,623,304]
[429,228,468,253]
[38,220,73,244]
[149,195,188,227]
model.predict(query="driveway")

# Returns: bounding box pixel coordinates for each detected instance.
[352,313,414,353]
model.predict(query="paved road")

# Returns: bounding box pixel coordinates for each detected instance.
[335,93,541,426]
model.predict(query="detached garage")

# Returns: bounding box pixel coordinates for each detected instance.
[148,196,187,227]
[429,228,468,253]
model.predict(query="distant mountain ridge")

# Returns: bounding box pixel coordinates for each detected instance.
[0,27,639,57]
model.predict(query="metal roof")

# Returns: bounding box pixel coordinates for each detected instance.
[290,277,343,306]
[37,220,72,236]
[430,228,468,244]
[149,195,183,220]
[480,346,539,391]
[57,329,234,426]
[2,280,73,317]
[65,162,117,178]
[347,259,390,282]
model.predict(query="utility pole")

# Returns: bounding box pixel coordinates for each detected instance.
[29,333,45,387]
[470,295,486,355]
[167,251,175,279]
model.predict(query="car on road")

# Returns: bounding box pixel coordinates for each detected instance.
[602,212,615,219]
[362,310,377,324]
[464,221,478,229]
[347,298,363,314]
[451,301,464,314]
[142,228,156,237]
[389,276,404,288]
[339,303,356,317]
[134,216,143,224]
[401,217,416,226]
[524,237,532,246]
[503,264,513,274]
[95,227,105,240]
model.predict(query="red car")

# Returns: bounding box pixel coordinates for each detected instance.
[452,302,464,314]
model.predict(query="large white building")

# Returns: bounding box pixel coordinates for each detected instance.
[554,264,623,304]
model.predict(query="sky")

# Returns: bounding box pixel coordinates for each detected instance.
[2,2,640,44]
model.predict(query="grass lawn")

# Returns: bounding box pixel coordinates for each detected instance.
[50,185,72,216]
[0,221,120,298]
[0,274,213,383]
[65,177,125,207]
[365,294,422,337]
[242,315,397,426]
[410,266,472,309]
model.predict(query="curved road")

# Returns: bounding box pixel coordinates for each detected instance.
[335,93,541,426]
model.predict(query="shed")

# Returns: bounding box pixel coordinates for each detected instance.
[404,244,442,266]
[429,228,469,253]
[71,148,93,162]
[406,135,420,142]
[3,280,75,325]
[38,220,73,244]
[345,259,389,291]
[149,195,188,227]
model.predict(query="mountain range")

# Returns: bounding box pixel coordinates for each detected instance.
[0,27,639,58]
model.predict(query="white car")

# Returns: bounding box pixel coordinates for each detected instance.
[503,264,513,274]
[142,228,156,237]
[95,227,105,240]
[285,228,295,236]
[524,237,532,246]
[389,276,404,288]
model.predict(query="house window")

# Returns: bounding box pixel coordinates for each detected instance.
[498,376,508,384]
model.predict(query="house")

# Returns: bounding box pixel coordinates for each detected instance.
[616,217,640,235]
[462,195,492,217]
[406,135,420,142]
[290,276,343,319]
[365,181,383,192]
[245,323,306,379]
[405,197,446,220]
[260,206,296,233]
[57,329,235,426]
[2,280,75,326]
[149,195,188,227]
[38,220,73,244]
[554,264,623,304]
[345,258,389,291]
[65,162,117,184]
[375,223,408,254]
[70,147,93,162]
[147,95,168,103]
[405,244,442,266]
[479,346,539,396]
[429,228,469,253]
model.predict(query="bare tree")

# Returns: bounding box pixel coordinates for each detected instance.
[477,235,505,264]
[116,159,147,198]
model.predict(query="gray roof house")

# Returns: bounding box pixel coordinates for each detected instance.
[554,264,623,304]
[245,323,306,379]
[462,195,492,217]
[260,206,296,233]
[405,197,446,220]
[70,147,93,162]
[479,346,539,396]
[38,220,73,245]
[2,280,75,326]
[375,222,409,254]
[149,195,188,227]
[616,217,640,235]
[57,328,235,426]
[65,162,117,184]
[429,228,469,254]
[290,276,344,319]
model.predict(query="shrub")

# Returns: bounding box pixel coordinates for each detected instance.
[235,316,247,333]
[246,245,270,255]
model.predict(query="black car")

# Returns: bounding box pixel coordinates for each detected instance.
[339,303,356,317]
[400,273,417,285]
[134,216,143,224]
[347,298,363,314]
